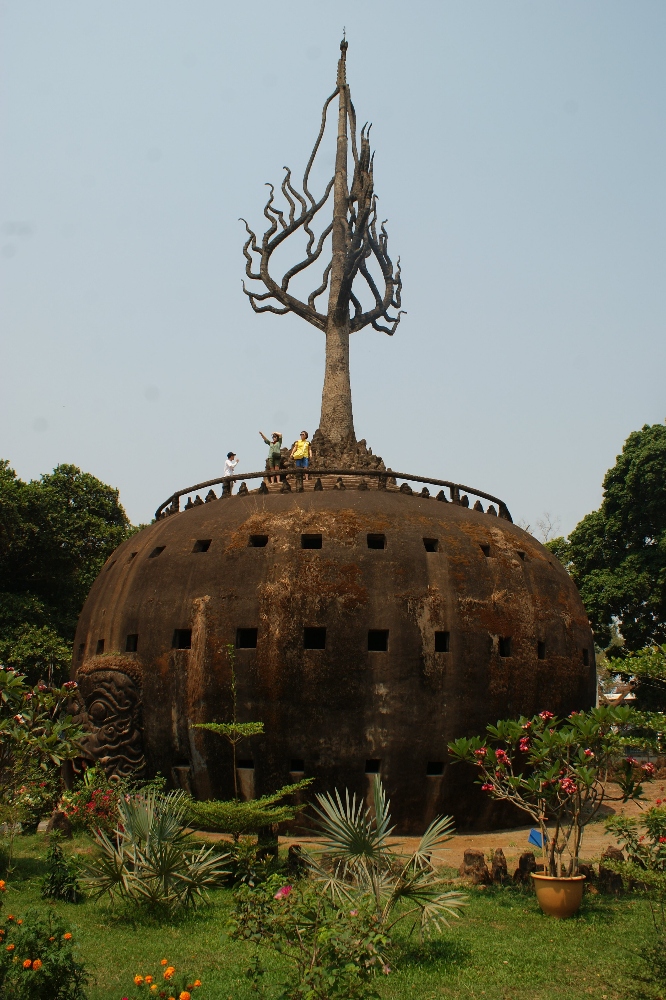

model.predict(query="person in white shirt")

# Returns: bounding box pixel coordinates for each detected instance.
[224,451,238,493]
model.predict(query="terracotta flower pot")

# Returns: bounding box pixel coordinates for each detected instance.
[531,873,586,918]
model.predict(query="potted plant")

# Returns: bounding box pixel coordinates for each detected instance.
[449,705,655,917]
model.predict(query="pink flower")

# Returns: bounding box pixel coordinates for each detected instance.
[642,762,656,776]
[64,681,78,690]
[519,737,530,753]
[13,715,25,724]
[559,777,577,794]
[495,749,510,765]
[274,885,293,900]
[481,783,494,792]
[473,748,488,758]
[349,909,358,916]
[522,721,532,729]
[584,749,594,757]
[625,757,639,767]
[656,799,662,806]
[659,837,666,844]
[539,711,554,721]
[382,964,391,975]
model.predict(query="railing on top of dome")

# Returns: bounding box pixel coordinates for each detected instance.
[155,468,512,523]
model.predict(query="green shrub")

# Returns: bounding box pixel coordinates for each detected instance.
[230,875,391,1000]
[187,779,312,839]
[84,788,228,913]
[0,909,90,1000]
[41,837,83,904]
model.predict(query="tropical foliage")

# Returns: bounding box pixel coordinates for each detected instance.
[304,777,466,938]
[448,705,655,876]
[230,875,391,1000]
[0,460,133,684]
[84,789,228,912]
[0,909,90,1000]
[546,423,666,656]
[187,780,312,840]
[41,837,84,904]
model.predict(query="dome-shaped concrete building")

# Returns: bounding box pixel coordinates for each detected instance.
[71,43,595,832]
[72,473,594,833]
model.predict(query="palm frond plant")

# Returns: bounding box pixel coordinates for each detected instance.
[304,777,466,938]
[84,787,228,912]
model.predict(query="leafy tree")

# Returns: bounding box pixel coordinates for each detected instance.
[546,424,666,654]
[0,460,131,683]
[187,780,312,840]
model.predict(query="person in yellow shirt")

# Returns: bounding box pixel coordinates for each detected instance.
[290,430,313,478]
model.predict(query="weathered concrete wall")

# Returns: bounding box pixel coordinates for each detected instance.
[72,490,595,832]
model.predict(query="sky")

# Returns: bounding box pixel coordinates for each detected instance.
[1,1,665,535]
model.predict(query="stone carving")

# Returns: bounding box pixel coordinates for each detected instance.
[436,490,448,502]
[238,482,249,496]
[205,489,217,502]
[420,487,430,498]
[487,505,497,516]
[473,500,484,512]
[77,663,146,779]
[399,482,412,495]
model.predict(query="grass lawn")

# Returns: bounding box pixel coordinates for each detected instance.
[0,833,659,1000]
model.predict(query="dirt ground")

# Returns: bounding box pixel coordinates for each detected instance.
[197,780,666,869]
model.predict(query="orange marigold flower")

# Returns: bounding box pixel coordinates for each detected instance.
[145,976,154,984]
[193,982,201,988]
[32,960,42,971]
[0,880,6,890]
[23,959,32,969]
[48,937,55,942]
[179,992,191,1000]
[16,920,22,925]
[6,945,15,951]
[134,975,144,985]
[7,916,13,922]
[63,933,72,940]
[161,959,168,966]
[164,967,175,980]
[150,987,158,993]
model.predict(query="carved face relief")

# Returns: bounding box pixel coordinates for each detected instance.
[78,669,146,779]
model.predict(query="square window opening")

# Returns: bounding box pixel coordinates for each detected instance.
[426,761,444,776]
[368,629,389,652]
[516,550,525,561]
[192,539,211,553]
[435,631,450,653]
[537,641,546,660]
[365,759,381,774]
[423,537,439,552]
[77,642,85,660]
[367,533,386,550]
[301,533,322,549]
[304,627,326,650]
[249,534,269,548]
[582,648,590,666]
[237,759,254,770]
[480,544,491,557]
[149,546,166,559]
[499,636,511,657]
[96,639,105,655]
[126,634,139,653]
[290,759,305,772]
[236,628,258,649]
[172,629,192,650]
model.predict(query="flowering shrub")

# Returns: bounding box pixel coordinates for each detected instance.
[230,874,391,1000]
[121,960,202,1000]
[449,705,655,876]
[59,767,120,836]
[13,769,60,833]
[0,909,89,999]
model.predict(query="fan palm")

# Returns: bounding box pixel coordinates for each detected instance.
[84,788,228,912]
[305,777,466,938]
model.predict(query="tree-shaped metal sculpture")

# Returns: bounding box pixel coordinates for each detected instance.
[241,40,403,457]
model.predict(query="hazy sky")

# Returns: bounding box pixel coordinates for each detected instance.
[2,1,664,534]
